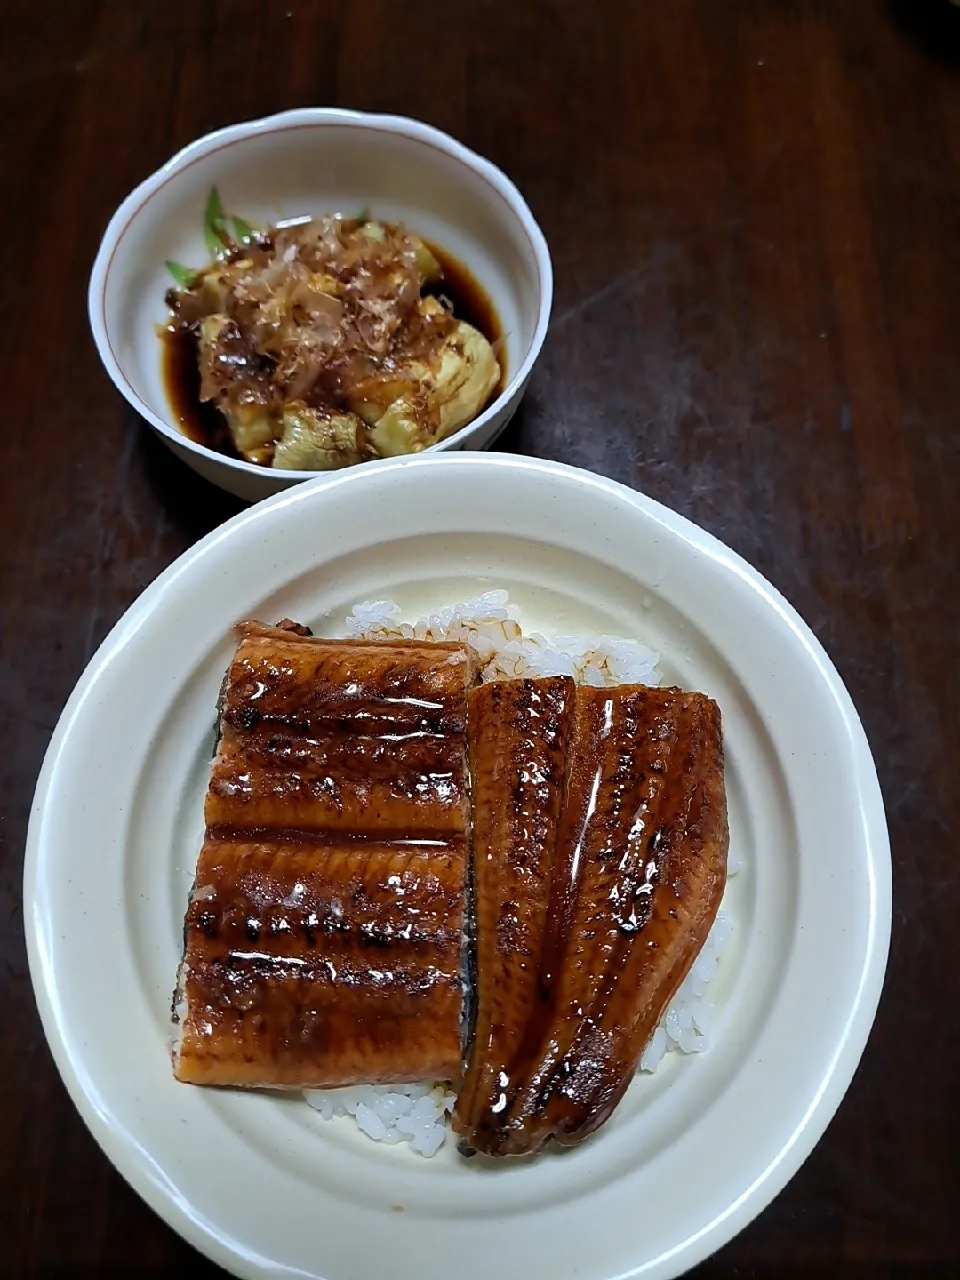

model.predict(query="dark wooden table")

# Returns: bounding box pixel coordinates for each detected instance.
[4,1,958,1276]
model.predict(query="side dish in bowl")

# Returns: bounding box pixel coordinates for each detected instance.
[163,191,502,470]
[89,108,552,500]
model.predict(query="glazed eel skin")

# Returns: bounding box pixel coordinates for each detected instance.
[454,677,728,1156]
[173,622,476,1088]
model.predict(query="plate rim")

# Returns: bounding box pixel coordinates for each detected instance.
[24,453,892,1279]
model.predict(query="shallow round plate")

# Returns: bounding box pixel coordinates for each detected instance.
[25,454,890,1280]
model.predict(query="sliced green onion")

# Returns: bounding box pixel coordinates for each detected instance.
[165,259,195,287]
[203,185,230,258]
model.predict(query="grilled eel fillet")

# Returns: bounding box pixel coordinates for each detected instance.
[454,678,728,1156]
[173,621,476,1088]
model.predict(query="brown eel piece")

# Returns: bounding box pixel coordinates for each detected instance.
[454,679,728,1156]
[174,621,476,1088]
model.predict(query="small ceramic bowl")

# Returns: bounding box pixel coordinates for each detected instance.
[88,108,553,501]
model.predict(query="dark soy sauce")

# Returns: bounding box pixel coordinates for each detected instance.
[160,325,230,453]
[424,240,505,389]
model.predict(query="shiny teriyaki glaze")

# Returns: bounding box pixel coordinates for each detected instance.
[454,680,728,1156]
[174,623,476,1088]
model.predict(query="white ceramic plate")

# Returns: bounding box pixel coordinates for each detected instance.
[25,455,890,1280]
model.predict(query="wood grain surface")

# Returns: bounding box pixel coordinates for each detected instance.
[3,1,958,1276]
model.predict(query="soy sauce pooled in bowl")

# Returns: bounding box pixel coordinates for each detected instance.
[161,197,504,471]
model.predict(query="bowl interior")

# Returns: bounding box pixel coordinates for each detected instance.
[98,118,545,443]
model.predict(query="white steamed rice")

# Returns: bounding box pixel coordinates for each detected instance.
[305,591,740,1156]
[305,1083,456,1158]
[345,590,661,687]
